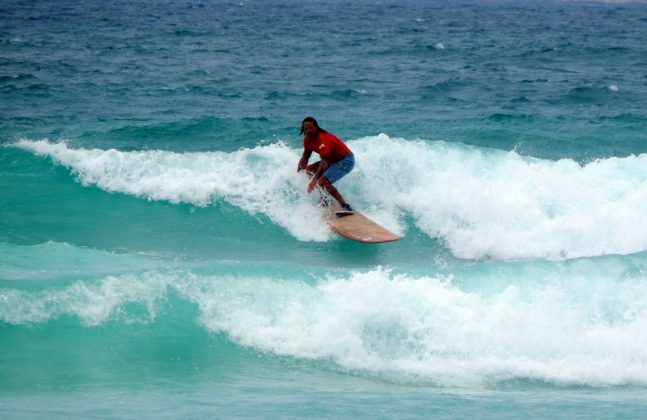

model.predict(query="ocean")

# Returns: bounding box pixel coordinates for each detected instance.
[2,0,647,417]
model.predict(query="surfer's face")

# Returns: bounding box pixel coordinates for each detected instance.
[302,121,318,139]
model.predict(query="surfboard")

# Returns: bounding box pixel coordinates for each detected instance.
[325,202,399,243]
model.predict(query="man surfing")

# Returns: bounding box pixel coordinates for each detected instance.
[297,116,354,215]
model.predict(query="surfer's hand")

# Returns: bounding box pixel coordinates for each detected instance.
[307,178,317,193]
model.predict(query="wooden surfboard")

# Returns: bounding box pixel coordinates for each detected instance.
[325,202,399,244]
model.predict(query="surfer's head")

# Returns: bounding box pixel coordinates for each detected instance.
[300,116,327,137]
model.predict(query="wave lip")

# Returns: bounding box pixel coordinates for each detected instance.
[190,268,647,387]
[13,138,331,242]
[12,137,647,260]
[5,266,647,387]
[351,134,647,260]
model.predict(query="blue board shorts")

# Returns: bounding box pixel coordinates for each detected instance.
[324,153,355,184]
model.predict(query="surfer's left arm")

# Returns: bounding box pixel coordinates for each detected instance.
[298,149,312,172]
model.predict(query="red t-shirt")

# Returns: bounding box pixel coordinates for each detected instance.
[303,132,351,162]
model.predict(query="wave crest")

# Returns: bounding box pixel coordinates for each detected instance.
[4,265,647,387]
[13,137,647,260]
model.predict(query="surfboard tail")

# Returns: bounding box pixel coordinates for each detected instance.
[325,203,399,243]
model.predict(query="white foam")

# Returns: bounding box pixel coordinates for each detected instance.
[5,267,647,387]
[350,135,647,260]
[15,137,647,260]
[184,267,647,386]
[0,272,171,326]
[15,139,331,241]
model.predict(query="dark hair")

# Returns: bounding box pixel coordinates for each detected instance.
[300,116,327,135]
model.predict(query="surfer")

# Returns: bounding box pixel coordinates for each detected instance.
[297,116,354,214]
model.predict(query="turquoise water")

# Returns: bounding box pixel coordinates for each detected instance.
[3,0,647,417]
